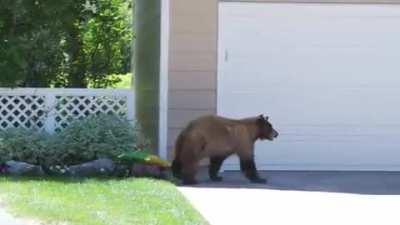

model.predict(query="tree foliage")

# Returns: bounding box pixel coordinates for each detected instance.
[0,0,133,88]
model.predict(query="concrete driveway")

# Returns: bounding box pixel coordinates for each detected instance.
[179,171,400,225]
[0,209,36,225]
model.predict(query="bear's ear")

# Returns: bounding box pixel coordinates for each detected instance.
[259,114,269,121]
[257,115,265,124]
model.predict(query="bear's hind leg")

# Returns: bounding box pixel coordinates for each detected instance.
[182,161,199,185]
[171,159,182,179]
[209,155,227,182]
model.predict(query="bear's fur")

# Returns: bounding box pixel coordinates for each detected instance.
[172,114,279,185]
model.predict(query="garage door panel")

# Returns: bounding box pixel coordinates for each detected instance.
[218,3,400,170]
[220,90,400,125]
[223,49,400,89]
[222,10,400,48]
[221,4,400,21]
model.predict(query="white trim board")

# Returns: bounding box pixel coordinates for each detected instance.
[159,0,170,159]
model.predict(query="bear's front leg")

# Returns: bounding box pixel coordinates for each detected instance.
[240,157,267,184]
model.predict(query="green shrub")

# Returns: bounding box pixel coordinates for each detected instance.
[0,115,149,167]
[0,128,51,165]
[54,114,148,166]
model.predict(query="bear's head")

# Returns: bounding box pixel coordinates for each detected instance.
[256,115,279,141]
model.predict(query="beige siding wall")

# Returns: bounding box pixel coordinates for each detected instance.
[168,0,218,159]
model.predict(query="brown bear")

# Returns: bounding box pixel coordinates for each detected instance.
[172,114,279,185]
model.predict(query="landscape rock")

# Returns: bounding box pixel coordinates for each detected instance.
[69,158,116,177]
[131,164,167,179]
[112,164,130,177]
[5,161,45,176]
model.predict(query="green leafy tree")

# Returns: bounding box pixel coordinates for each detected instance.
[0,0,133,88]
[0,0,65,87]
[62,0,134,87]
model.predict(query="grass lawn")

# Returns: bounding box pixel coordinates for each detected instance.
[112,73,132,89]
[0,177,208,225]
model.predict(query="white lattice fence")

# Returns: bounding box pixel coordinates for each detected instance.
[0,88,135,133]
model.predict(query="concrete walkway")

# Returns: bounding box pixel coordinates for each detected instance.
[0,209,32,225]
[179,171,400,225]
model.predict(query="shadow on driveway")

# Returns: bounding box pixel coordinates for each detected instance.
[186,170,400,195]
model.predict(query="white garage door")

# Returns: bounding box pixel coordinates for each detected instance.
[218,3,400,171]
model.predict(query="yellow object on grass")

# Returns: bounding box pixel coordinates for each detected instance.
[117,151,171,168]
[145,155,171,168]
